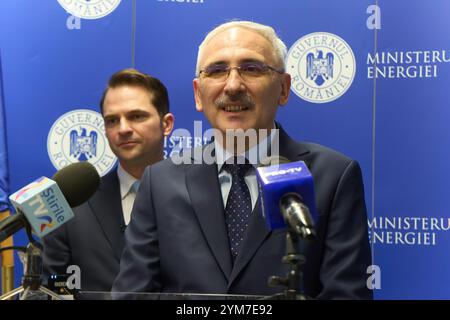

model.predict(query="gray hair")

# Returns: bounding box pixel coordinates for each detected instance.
[195,20,287,76]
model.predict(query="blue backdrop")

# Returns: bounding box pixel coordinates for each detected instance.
[0,0,449,299]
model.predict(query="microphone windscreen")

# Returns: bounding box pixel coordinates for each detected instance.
[52,162,100,207]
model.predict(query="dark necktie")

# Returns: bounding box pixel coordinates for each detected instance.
[223,160,253,261]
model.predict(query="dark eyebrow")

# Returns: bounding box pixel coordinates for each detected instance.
[103,109,150,119]
[127,109,150,115]
[103,114,117,120]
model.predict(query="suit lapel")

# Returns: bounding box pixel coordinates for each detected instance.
[185,146,233,281]
[88,171,125,261]
[277,124,310,163]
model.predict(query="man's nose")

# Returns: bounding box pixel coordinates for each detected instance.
[223,68,246,94]
[118,118,132,134]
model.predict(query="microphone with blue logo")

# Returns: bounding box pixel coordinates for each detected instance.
[256,156,318,240]
[0,161,100,242]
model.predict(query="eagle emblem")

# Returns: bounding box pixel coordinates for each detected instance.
[70,127,98,161]
[306,50,334,86]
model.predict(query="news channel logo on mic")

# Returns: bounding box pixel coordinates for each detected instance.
[9,177,74,238]
[256,160,317,231]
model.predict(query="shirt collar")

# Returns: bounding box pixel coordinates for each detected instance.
[117,164,139,200]
[215,123,278,173]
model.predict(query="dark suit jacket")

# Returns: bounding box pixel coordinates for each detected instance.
[113,126,372,299]
[42,170,125,291]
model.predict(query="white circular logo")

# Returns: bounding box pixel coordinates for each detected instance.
[47,109,117,177]
[286,32,356,103]
[57,0,121,20]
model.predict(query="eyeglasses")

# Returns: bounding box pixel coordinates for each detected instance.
[198,61,284,82]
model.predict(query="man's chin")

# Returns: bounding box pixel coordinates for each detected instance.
[218,120,255,132]
[116,150,140,162]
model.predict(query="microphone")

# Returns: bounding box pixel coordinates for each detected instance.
[256,157,318,239]
[52,161,100,207]
[0,162,100,242]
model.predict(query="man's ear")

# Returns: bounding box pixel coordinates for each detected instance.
[278,73,291,106]
[193,78,203,112]
[161,113,175,136]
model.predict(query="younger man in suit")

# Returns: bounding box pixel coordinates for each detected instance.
[43,69,174,291]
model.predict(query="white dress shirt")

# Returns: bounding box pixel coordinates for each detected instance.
[117,165,140,225]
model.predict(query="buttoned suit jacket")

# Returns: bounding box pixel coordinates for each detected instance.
[113,126,372,299]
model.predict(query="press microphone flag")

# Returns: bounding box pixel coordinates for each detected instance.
[8,177,73,239]
[256,160,318,237]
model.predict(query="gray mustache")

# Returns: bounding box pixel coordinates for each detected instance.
[215,94,254,109]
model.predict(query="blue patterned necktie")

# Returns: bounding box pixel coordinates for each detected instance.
[223,160,253,262]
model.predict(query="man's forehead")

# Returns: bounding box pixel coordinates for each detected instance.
[205,26,269,48]
[105,85,153,100]
[200,27,275,63]
[103,87,155,113]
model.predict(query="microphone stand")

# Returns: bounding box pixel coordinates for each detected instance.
[0,219,65,300]
[263,201,315,300]
[264,231,311,300]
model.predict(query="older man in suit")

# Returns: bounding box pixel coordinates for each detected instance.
[42,69,174,291]
[113,21,372,299]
